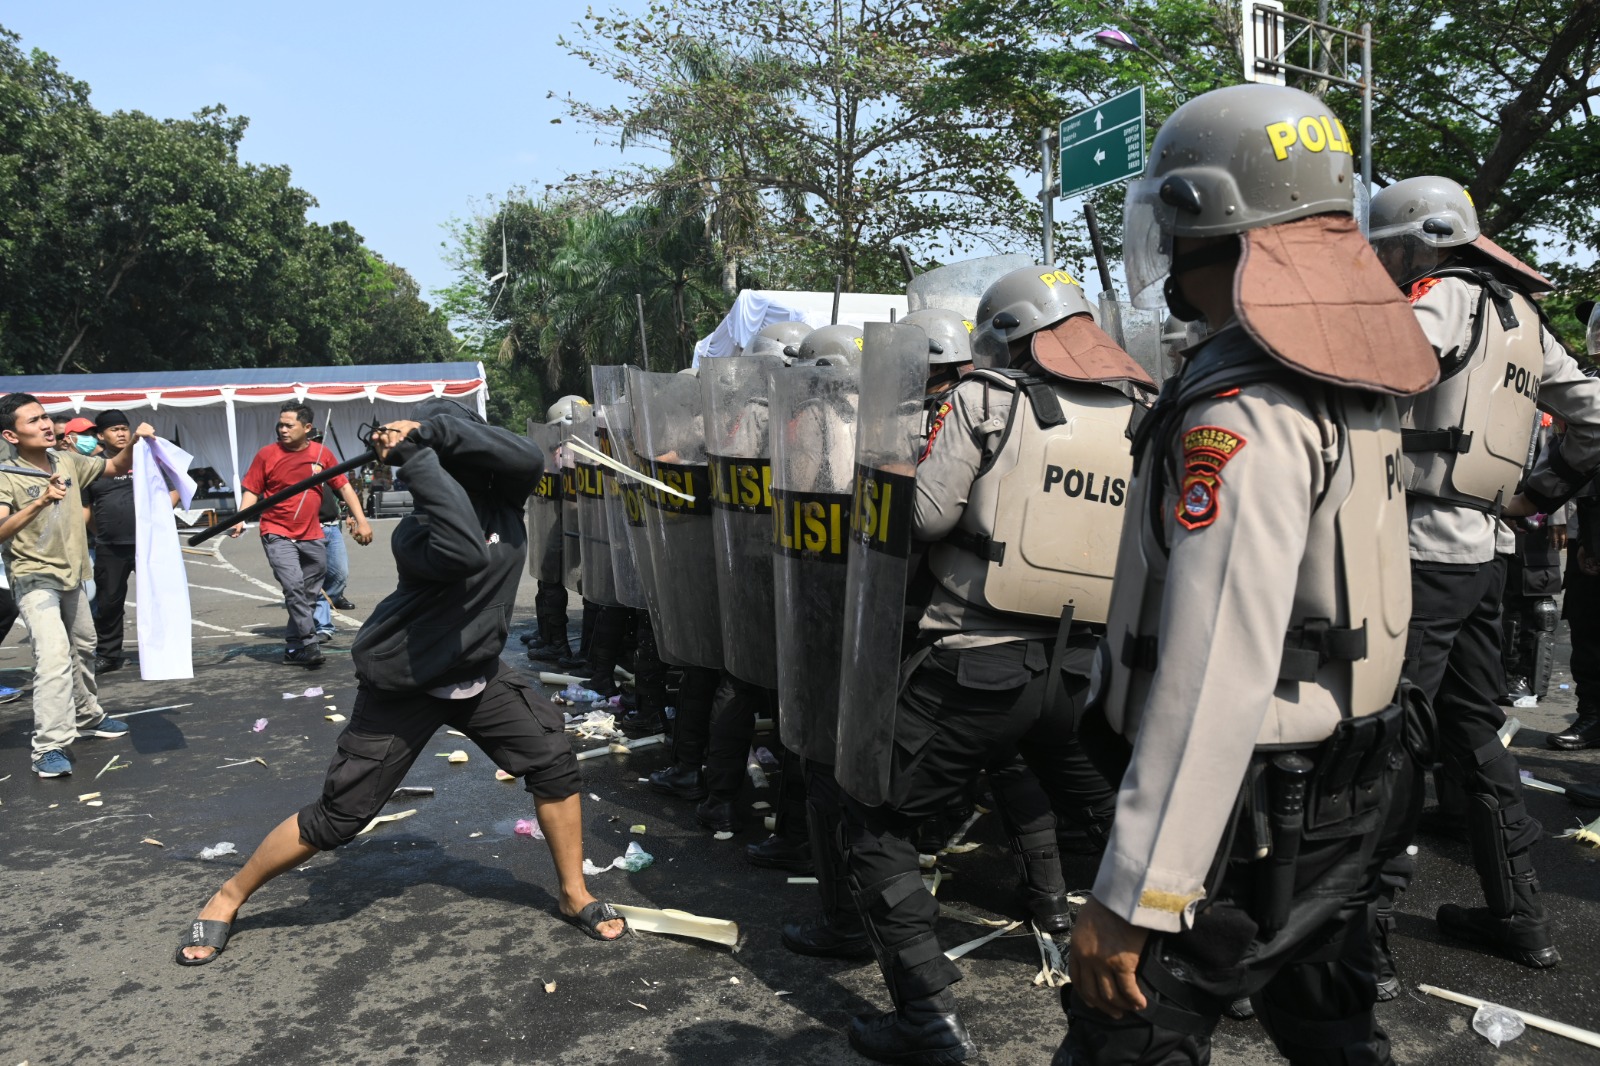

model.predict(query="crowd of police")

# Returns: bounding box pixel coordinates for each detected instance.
[515,83,1600,1065]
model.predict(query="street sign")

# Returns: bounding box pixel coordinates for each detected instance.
[1058,87,1145,199]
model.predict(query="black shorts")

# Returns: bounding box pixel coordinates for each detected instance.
[297,665,581,850]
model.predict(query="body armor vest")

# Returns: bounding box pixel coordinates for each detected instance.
[1102,334,1410,743]
[927,368,1138,625]
[1398,270,1544,511]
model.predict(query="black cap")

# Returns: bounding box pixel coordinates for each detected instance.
[94,409,130,432]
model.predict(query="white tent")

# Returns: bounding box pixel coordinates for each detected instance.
[0,363,488,507]
[692,289,909,365]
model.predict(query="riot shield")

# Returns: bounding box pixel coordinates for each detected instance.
[770,361,860,765]
[573,416,618,605]
[525,420,563,583]
[593,365,650,609]
[702,355,785,688]
[906,253,1035,318]
[627,367,724,669]
[560,411,585,595]
[835,323,930,805]
[1100,291,1180,387]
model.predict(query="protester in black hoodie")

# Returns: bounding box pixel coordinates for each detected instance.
[175,400,626,965]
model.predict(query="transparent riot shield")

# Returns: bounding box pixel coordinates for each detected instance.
[702,355,785,688]
[627,367,724,669]
[770,361,860,765]
[560,411,586,595]
[593,364,650,610]
[906,253,1036,318]
[573,416,618,605]
[1099,291,1183,388]
[836,323,930,804]
[525,420,563,583]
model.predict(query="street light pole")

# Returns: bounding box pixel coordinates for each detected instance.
[1040,127,1055,266]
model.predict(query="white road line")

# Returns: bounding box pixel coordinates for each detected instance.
[187,582,280,604]
[212,538,361,627]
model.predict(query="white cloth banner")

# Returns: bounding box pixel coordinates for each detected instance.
[134,437,198,681]
[690,289,909,366]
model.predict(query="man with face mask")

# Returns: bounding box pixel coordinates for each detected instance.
[1057,85,1438,1064]
[1364,176,1600,979]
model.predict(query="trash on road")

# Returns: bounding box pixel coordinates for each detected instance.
[495,769,516,781]
[216,757,268,769]
[543,980,557,994]
[944,920,1021,961]
[515,818,545,839]
[391,786,434,798]
[1419,983,1600,1050]
[325,714,346,723]
[141,837,164,847]
[610,904,739,948]
[77,792,101,802]
[358,809,417,836]
[434,750,469,764]
[199,842,238,860]
[629,824,647,834]
[252,718,268,732]
[1032,924,1069,988]
[1473,1003,1525,1047]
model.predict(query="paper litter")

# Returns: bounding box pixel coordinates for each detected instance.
[714,830,734,841]
[85,800,103,807]
[945,920,1021,960]
[433,750,468,764]
[358,809,417,836]
[566,709,620,740]
[141,837,164,847]
[543,981,557,994]
[1032,924,1069,987]
[610,904,739,948]
[199,842,238,860]
[469,832,483,838]
[495,769,517,781]
[78,792,101,802]
[630,824,647,834]
[325,714,346,723]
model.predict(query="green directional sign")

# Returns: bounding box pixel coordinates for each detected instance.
[1059,87,1145,199]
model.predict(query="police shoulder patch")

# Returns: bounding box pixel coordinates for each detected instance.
[1407,277,1443,305]
[1175,425,1246,532]
[919,400,953,464]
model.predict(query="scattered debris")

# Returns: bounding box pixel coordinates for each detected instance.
[729,977,740,985]
[621,842,653,871]
[325,714,346,723]
[630,824,647,835]
[714,830,734,841]
[325,704,337,712]
[537,672,586,687]
[199,842,238,860]
[774,990,792,997]
[566,709,620,740]
[281,687,324,700]
[93,755,124,780]
[515,818,545,840]
[1032,924,1069,987]
[252,718,268,732]
[943,806,988,852]
[762,816,776,833]
[787,877,819,885]
[945,920,1021,961]
[751,801,772,811]
[753,746,779,769]
[78,792,102,802]
[216,757,268,770]
[576,746,614,762]
[922,868,945,897]
[495,769,517,781]
[109,703,191,719]
[1520,769,1565,795]
[358,809,417,836]
[628,1001,649,1011]
[589,793,602,802]
[469,832,483,838]
[1498,717,1522,746]
[752,717,774,732]
[141,838,164,847]
[942,842,982,856]
[939,904,1012,928]
[85,800,103,807]
[610,904,739,948]
[543,981,557,994]
[1473,1003,1525,1047]
[1419,984,1600,1049]
[391,786,434,798]
[745,755,769,789]
[446,729,466,737]
[434,750,468,764]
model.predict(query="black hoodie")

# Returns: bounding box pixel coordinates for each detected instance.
[351,401,541,693]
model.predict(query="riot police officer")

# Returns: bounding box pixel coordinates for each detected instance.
[526,395,588,661]
[837,272,1152,1064]
[1551,299,1600,750]
[1368,175,1600,972]
[1059,85,1437,1064]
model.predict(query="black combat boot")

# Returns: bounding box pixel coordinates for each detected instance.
[848,987,976,1065]
[747,833,815,874]
[648,765,708,801]
[1548,707,1600,750]
[1437,891,1560,969]
[1439,791,1560,968]
[696,796,734,833]
[1013,832,1072,935]
[782,808,871,958]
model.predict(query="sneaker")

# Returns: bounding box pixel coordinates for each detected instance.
[78,716,130,739]
[0,686,22,704]
[93,655,124,674]
[33,749,72,777]
[316,630,335,644]
[285,644,325,667]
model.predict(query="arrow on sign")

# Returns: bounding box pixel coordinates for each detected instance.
[1095,110,1104,131]
[1094,148,1106,165]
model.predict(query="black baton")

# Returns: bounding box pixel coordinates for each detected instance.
[1259,751,1314,939]
[188,449,376,546]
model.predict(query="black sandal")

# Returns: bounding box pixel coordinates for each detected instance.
[174,919,232,966]
[566,901,629,942]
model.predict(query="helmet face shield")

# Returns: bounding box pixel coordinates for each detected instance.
[1124,177,1178,310]
[970,325,1011,369]
[1367,227,1450,286]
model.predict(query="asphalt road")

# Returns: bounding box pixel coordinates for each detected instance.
[2,520,1599,1065]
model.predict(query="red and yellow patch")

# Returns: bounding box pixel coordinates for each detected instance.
[1175,425,1246,531]
[919,401,953,463]
[1407,276,1443,304]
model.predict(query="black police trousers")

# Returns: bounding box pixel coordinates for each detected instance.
[1383,558,1544,919]
[1058,716,1413,1066]
[845,639,1114,1004]
[1565,553,1600,713]
[705,675,780,803]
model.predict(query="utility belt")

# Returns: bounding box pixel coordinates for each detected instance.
[1223,694,1417,939]
[1118,617,1367,685]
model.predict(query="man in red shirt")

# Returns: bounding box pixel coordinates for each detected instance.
[230,403,373,666]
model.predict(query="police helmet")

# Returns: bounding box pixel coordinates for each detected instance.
[1123,84,1356,309]
[1368,176,1480,285]
[1579,300,1599,360]
[785,324,864,366]
[971,266,1097,368]
[545,394,591,424]
[747,320,810,359]
[902,308,975,366]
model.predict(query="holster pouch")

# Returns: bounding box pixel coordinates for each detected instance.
[1303,700,1406,840]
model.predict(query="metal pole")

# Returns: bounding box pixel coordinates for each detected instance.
[634,293,650,367]
[1083,203,1115,294]
[1040,128,1055,266]
[1361,22,1373,189]
[832,275,843,325]
[896,245,917,281]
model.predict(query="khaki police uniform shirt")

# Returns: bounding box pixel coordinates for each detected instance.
[1094,359,1346,933]
[913,378,1056,649]
[0,450,107,589]
[1409,277,1600,562]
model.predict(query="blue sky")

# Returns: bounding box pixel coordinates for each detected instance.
[3,1,652,305]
